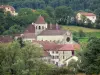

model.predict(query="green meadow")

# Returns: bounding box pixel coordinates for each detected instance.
[62,26,100,43]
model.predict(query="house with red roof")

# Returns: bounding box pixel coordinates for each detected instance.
[32,40,80,66]
[76,12,96,23]
[0,5,18,16]
[0,36,13,43]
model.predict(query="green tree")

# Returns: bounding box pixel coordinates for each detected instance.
[34,9,52,23]
[73,32,79,43]
[0,41,53,75]
[68,59,78,74]
[3,25,23,35]
[45,6,54,18]
[86,19,93,28]
[45,6,55,23]
[95,15,100,29]
[17,8,36,26]
[78,30,85,38]
[78,38,100,74]
[55,6,74,25]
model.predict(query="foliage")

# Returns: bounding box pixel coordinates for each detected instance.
[0,0,99,12]
[73,32,79,42]
[95,15,100,29]
[55,6,74,25]
[68,59,78,74]
[78,30,85,38]
[0,8,52,35]
[78,38,100,74]
[0,41,54,75]
[0,9,24,35]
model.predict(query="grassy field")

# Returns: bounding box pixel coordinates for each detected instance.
[62,25,100,43]
[62,26,100,32]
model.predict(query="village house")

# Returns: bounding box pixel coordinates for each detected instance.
[0,5,18,16]
[0,35,13,43]
[32,40,80,66]
[76,12,96,23]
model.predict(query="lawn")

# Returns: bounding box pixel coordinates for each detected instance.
[62,25,100,32]
[86,32,100,38]
[79,37,88,43]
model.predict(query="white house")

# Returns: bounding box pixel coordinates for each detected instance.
[0,5,18,16]
[76,12,96,23]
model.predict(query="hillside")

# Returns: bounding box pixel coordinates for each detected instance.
[62,26,100,32]
[0,0,100,12]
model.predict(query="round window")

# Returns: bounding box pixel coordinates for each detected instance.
[66,37,70,42]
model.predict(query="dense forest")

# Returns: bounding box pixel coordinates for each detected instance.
[0,0,100,12]
[0,0,100,35]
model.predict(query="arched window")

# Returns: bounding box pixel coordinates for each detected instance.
[66,37,70,42]
[39,26,41,29]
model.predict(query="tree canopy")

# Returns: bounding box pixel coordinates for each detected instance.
[78,38,100,74]
[0,41,54,75]
[1,0,100,12]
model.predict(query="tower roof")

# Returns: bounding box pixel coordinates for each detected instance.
[35,15,46,24]
[24,24,35,33]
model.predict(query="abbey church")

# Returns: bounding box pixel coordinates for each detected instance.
[15,15,80,66]
[22,15,73,44]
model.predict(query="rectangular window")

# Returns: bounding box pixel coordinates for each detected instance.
[52,51,54,54]
[56,51,58,54]
[52,56,54,59]
[72,51,74,55]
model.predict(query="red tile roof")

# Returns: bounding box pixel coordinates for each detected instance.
[32,40,80,56]
[74,43,80,50]
[58,44,74,51]
[23,33,36,38]
[0,5,15,11]
[33,40,57,50]
[24,24,35,33]
[35,15,46,24]
[33,40,80,51]
[0,36,13,43]
[39,30,67,35]
[79,12,96,16]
